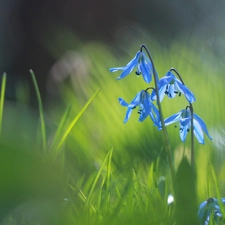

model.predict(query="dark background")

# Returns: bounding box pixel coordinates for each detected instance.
[1,0,225,103]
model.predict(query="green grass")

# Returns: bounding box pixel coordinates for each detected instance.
[0,36,225,224]
[0,72,6,137]
[30,69,47,151]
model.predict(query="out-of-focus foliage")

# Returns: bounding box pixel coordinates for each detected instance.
[1,32,225,224]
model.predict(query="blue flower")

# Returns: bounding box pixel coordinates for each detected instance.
[109,51,153,83]
[164,108,212,144]
[118,90,161,128]
[151,71,195,103]
[198,198,225,225]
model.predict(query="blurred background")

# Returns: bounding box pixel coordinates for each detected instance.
[1,0,225,224]
[1,0,225,102]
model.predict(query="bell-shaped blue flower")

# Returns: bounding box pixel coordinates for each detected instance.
[110,51,153,83]
[118,90,161,128]
[164,108,212,144]
[151,71,195,103]
[198,198,225,225]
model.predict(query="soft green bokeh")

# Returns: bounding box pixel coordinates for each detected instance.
[1,31,225,224]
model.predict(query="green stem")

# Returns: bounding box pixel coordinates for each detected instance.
[30,69,47,151]
[170,68,194,169]
[141,44,177,195]
[0,73,6,138]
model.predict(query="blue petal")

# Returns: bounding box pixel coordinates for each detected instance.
[109,67,125,72]
[165,71,175,78]
[198,201,212,225]
[158,85,167,102]
[193,114,212,140]
[118,98,128,107]
[180,116,191,126]
[158,75,173,89]
[149,104,161,129]
[167,84,177,98]
[112,51,141,80]
[150,89,157,101]
[164,110,183,126]
[179,125,188,142]
[139,52,152,83]
[139,106,149,122]
[221,198,225,204]
[151,74,173,101]
[193,119,204,144]
[124,107,132,123]
[175,80,196,103]
[198,200,208,220]
[128,90,145,108]
[147,92,161,126]
[139,92,151,122]
[198,198,221,225]
[151,85,167,102]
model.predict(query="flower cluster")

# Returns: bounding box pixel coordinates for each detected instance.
[118,90,160,128]
[110,46,212,144]
[109,51,153,83]
[198,198,225,225]
[164,108,212,144]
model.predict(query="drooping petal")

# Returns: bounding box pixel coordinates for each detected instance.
[180,116,191,126]
[147,92,161,127]
[109,67,125,72]
[149,104,161,129]
[151,75,174,101]
[221,198,225,204]
[124,107,132,123]
[151,85,167,102]
[139,105,149,122]
[175,80,196,103]
[118,98,129,107]
[193,114,212,140]
[150,89,157,101]
[165,71,175,78]
[128,90,145,108]
[179,124,188,142]
[139,52,152,83]
[109,51,141,80]
[158,75,173,89]
[167,84,177,98]
[198,198,221,225]
[139,92,151,122]
[193,119,204,144]
[198,200,209,224]
[164,110,183,126]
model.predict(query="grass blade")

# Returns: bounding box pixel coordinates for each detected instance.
[48,103,72,153]
[0,73,6,137]
[51,88,100,162]
[83,147,113,211]
[209,163,225,215]
[30,69,47,151]
[106,148,113,204]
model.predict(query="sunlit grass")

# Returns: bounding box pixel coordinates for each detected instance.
[0,35,225,224]
[0,73,6,137]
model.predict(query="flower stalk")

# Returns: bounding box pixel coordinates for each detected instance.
[170,68,195,169]
[141,44,177,194]
[110,44,212,200]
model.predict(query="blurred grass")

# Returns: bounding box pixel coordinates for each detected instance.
[0,73,6,137]
[0,32,225,224]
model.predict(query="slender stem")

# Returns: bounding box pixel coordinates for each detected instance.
[170,68,194,168]
[0,73,6,138]
[30,69,47,152]
[145,86,154,92]
[141,44,177,195]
